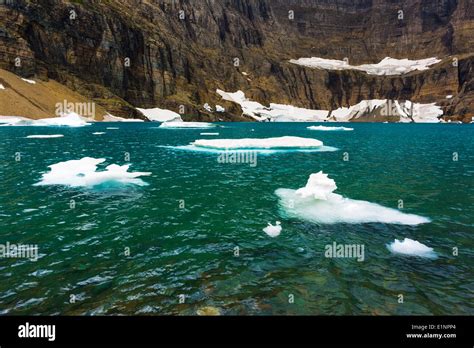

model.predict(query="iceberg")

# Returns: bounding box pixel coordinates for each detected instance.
[26,134,64,139]
[192,136,323,149]
[289,57,441,76]
[159,122,215,129]
[34,157,151,188]
[308,125,353,131]
[276,171,430,225]
[387,238,437,258]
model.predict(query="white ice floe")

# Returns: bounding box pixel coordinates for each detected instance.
[93,132,106,135]
[215,105,225,113]
[289,57,441,76]
[0,113,91,127]
[263,221,282,238]
[137,107,183,122]
[192,136,323,149]
[159,122,215,129]
[275,171,430,225]
[21,78,36,84]
[0,83,5,90]
[200,132,219,136]
[387,238,437,258]
[102,114,144,122]
[106,127,119,130]
[34,157,151,188]
[308,125,353,131]
[26,134,64,139]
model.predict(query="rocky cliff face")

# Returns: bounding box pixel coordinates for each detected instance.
[1,0,473,121]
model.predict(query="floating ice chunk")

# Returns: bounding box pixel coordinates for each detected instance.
[0,84,5,90]
[26,134,64,139]
[290,57,441,75]
[215,105,225,113]
[106,127,119,130]
[159,122,215,129]
[276,172,430,225]
[192,136,323,149]
[93,132,106,135]
[308,125,353,131]
[200,132,219,136]
[263,221,282,237]
[387,238,437,258]
[21,78,36,84]
[34,157,151,188]
[295,171,338,201]
[137,107,183,122]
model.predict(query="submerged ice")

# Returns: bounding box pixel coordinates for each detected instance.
[276,171,430,225]
[159,121,215,128]
[35,157,151,188]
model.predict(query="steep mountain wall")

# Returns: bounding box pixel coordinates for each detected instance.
[0,0,473,121]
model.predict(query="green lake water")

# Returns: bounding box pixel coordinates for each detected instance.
[0,122,472,315]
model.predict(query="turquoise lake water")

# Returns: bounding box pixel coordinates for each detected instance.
[0,122,473,315]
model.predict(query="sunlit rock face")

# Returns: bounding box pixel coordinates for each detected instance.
[0,0,473,122]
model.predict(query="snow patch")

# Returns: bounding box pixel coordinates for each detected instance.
[216,89,329,122]
[21,78,36,84]
[0,84,5,90]
[289,57,441,76]
[0,113,91,127]
[102,114,144,122]
[216,105,225,113]
[34,157,151,188]
[387,238,437,258]
[137,107,182,122]
[276,171,430,225]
